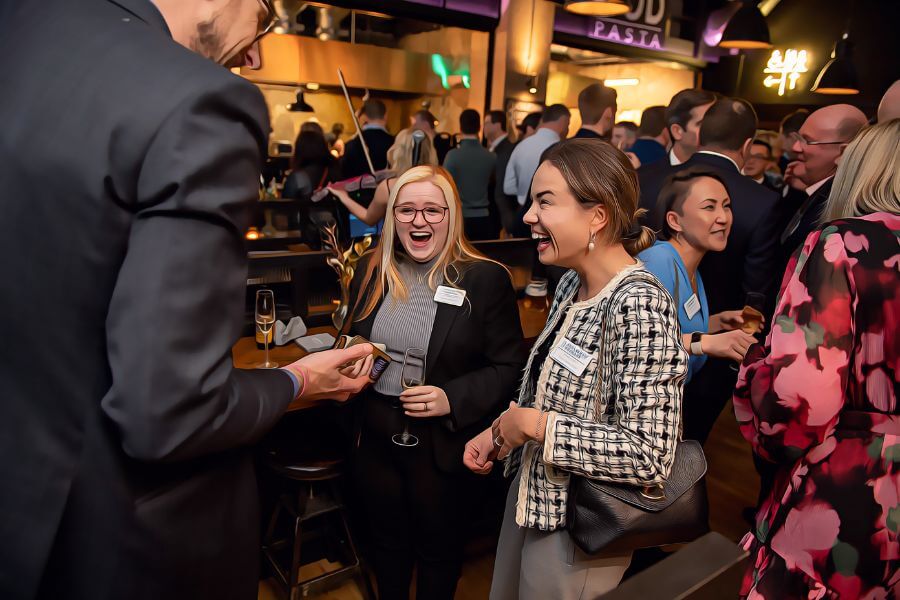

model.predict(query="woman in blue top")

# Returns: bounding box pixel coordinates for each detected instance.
[639,167,757,381]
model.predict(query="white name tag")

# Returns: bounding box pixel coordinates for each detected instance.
[684,293,701,319]
[434,285,466,306]
[550,338,592,377]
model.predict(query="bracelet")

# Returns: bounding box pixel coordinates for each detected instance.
[534,410,547,442]
[289,366,309,399]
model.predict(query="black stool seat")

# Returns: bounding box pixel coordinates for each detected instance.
[263,446,345,481]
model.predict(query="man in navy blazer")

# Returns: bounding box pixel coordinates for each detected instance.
[0,1,374,598]
[638,97,780,444]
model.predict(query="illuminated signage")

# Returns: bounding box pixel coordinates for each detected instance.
[588,0,667,50]
[763,49,809,96]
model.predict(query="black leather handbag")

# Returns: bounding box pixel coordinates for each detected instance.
[566,285,710,555]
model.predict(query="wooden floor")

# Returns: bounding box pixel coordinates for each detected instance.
[258,401,759,600]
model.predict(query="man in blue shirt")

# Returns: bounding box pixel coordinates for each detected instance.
[630,105,670,167]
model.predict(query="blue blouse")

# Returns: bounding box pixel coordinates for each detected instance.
[638,241,709,381]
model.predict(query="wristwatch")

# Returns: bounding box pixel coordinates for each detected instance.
[690,332,704,356]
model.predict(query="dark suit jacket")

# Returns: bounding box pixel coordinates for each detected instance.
[638,152,780,314]
[572,127,604,139]
[342,127,394,178]
[349,259,526,473]
[491,137,519,234]
[0,1,293,598]
[777,177,834,278]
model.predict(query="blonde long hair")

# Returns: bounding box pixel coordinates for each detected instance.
[385,128,438,174]
[822,119,900,223]
[357,165,505,320]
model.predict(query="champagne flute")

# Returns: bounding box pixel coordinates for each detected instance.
[393,348,426,447]
[731,292,766,371]
[255,289,277,369]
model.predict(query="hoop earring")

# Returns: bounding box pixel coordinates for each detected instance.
[588,232,596,252]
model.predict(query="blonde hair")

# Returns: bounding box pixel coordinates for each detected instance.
[357,165,505,320]
[541,139,655,256]
[822,119,900,223]
[385,128,438,175]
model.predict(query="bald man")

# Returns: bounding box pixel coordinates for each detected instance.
[878,79,900,122]
[777,103,867,274]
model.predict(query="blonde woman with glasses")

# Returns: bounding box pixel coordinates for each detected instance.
[343,165,525,599]
[328,127,439,226]
[734,119,900,599]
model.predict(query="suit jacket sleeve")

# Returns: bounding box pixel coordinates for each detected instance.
[442,263,525,431]
[101,76,293,463]
[741,188,780,301]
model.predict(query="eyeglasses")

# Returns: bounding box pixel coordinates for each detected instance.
[251,0,277,46]
[393,206,448,224]
[789,132,846,147]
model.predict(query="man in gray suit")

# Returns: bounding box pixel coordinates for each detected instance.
[0,1,373,598]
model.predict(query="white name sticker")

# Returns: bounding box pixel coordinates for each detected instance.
[434,285,466,306]
[684,293,701,319]
[550,338,592,377]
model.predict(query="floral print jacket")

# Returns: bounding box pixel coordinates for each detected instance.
[734,212,900,599]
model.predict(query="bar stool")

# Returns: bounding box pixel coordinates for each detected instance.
[261,413,371,600]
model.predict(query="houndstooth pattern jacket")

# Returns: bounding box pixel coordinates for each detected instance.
[505,264,688,531]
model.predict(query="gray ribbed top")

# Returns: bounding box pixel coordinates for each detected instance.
[371,256,441,395]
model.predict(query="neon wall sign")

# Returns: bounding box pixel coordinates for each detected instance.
[763,49,809,96]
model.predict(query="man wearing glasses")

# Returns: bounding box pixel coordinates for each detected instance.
[778,104,867,274]
[0,1,376,599]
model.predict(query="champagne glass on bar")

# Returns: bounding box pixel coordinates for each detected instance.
[393,347,425,447]
[255,289,277,369]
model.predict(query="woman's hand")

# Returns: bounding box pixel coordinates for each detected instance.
[463,427,499,475]
[326,185,352,206]
[700,330,757,361]
[709,310,745,332]
[400,385,451,418]
[493,402,541,459]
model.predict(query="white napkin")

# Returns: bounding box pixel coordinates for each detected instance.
[274,316,308,346]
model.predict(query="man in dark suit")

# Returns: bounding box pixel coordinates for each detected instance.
[342,99,394,177]
[484,110,517,235]
[639,97,780,444]
[572,82,617,140]
[0,2,374,599]
[777,104,867,277]
[444,109,497,240]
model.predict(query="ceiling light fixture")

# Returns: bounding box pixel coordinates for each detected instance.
[564,0,630,16]
[719,0,772,50]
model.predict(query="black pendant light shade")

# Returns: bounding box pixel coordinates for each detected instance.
[288,91,314,112]
[564,0,630,16]
[719,1,772,49]
[812,36,860,95]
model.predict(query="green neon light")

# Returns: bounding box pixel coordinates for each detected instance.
[431,53,470,90]
[462,74,470,88]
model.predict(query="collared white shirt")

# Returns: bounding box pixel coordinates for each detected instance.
[362,123,388,132]
[489,133,508,153]
[805,177,831,197]
[697,150,740,173]
[669,149,684,166]
[504,128,560,206]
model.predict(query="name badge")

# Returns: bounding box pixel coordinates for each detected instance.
[684,293,701,319]
[434,285,466,306]
[550,338,592,377]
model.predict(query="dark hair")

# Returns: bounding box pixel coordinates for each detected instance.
[331,122,344,136]
[615,121,638,133]
[459,109,481,135]
[655,167,730,240]
[300,121,324,135]
[414,110,437,130]
[541,139,654,256]
[638,106,667,137]
[541,104,571,124]
[519,111,542,133]
[751,139,773,155]
[292,129,331,171]
[665,89,717,131]
[699,97,757,151]
[363,99,387,120]
[578,83,617,125]
[779,108,810,135]
[487,109,507,132]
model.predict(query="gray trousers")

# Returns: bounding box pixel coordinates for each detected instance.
[490,475,632,600]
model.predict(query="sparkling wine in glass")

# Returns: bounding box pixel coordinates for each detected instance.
[740,292,766,335]
[393,348,426,447]
[255,289,277,369]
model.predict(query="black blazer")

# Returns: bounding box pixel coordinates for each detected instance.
[0,1,293,598]
[777,177,834,278]
[638,152,781,314]
[349,259,526,473]
[342,127,395,178]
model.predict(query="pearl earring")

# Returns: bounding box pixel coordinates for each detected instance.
[588,233,596,251]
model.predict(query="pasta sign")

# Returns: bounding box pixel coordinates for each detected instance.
[589,0,667,50]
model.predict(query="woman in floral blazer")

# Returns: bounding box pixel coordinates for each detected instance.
[734,120,900,599]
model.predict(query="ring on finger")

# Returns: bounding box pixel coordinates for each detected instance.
[420,402,427,412]
[493,436,504,448]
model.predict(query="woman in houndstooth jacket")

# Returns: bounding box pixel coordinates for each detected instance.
[464,139,689,600]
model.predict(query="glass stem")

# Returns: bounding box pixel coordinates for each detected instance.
[264,330,270,366]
